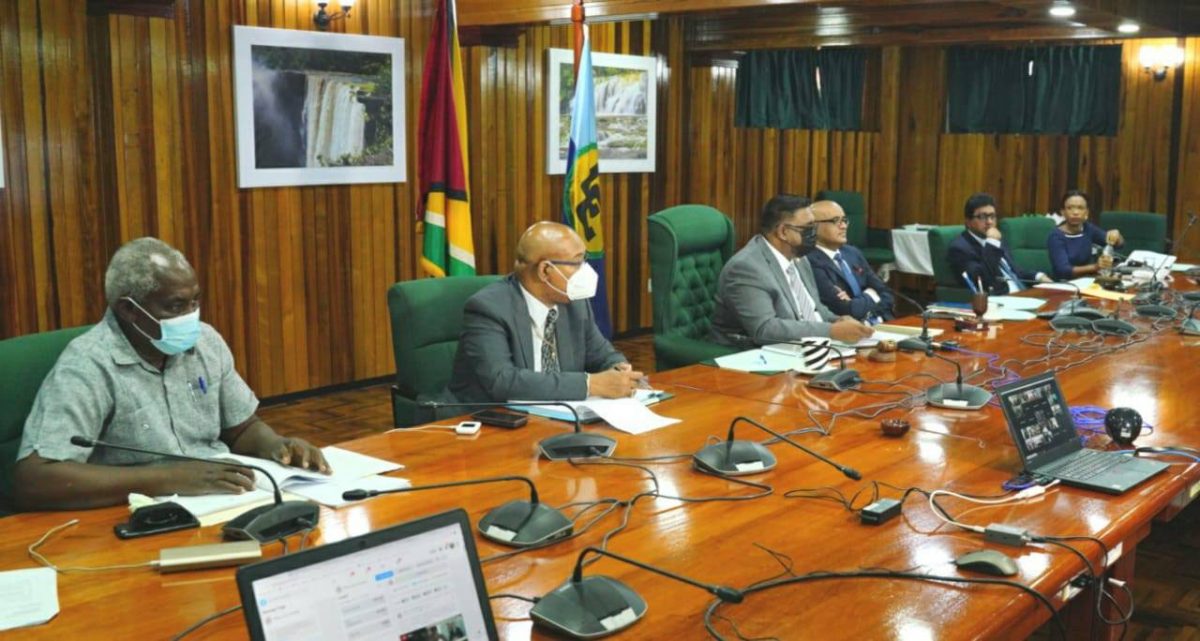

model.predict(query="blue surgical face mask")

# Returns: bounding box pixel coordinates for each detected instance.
[124,297,201,355]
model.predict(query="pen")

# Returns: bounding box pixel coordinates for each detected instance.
[962,272,977,294]
[198,376,207,394]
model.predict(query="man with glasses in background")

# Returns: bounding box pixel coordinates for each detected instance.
[709,194,874,346]
[947,192,1052,295]
[807,200,895,324]
[444,221,640,404]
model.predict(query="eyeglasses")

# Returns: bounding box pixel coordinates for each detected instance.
[815,217,848,226]
[547,259,586,267]
[781,223,815,234]
[970,213,998,221]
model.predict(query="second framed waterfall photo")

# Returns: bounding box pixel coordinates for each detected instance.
[232,26,406,188]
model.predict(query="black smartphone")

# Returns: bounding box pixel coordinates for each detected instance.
[471,409,528,429]
[114,502,200,539]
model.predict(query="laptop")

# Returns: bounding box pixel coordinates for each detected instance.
[237,509,499,641]
[995,373,1168,494]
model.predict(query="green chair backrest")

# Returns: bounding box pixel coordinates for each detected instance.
[387,275,503,400]
[816,190,867,247]
[926,224,971,302]
[0,325,92,513]
[1099,211,1166,254]
[999,214,1056,276]
[648,205,735,341]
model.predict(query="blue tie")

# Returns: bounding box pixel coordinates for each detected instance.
[835,252,863,297]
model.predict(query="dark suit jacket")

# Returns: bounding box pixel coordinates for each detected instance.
[808,245,895,321]
[445,275,627,404]
[947,230,1038,295]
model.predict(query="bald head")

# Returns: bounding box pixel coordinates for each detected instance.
[515,221,587,304]
[811,200,849,249]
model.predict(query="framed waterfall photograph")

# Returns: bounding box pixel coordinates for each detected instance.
[232,26,406,188]
[546,48,657,175]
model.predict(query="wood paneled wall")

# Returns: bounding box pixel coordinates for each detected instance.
[2,2,1199,398]
[0,1,683,397]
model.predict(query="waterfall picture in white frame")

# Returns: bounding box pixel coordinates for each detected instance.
[546,48,657,175]
[232,26,405,188]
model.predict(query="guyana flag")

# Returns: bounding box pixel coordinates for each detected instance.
[418,0,475,277]
[563,31,613,338]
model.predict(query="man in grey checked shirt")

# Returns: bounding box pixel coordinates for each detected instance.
[12,237,328,511]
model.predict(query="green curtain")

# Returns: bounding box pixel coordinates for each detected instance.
[735,48,866,131]
[947,45,1120,135]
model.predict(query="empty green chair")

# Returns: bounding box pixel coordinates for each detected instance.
[1099,211,1166,254]
[926,225,972,303]
[648,205,739,371]
[388,275,502,427]
[816,189,895,265]
[999,214,1056,277]
[0,325,92,515]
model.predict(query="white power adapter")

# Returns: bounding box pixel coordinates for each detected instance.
[455,421,482,435]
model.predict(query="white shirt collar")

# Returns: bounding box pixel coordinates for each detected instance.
[815,244,841,261]
[763,237,796,276]
[519,283,555,337]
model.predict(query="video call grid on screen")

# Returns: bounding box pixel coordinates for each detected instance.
[247,523,490,641]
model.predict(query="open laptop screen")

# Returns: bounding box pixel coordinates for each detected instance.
[238,509,497,641]
[995,372,1080,470]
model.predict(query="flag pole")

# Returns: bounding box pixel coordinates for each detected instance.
[572,0,585,71]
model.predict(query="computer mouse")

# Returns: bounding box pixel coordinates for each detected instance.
[955,549,1018,577]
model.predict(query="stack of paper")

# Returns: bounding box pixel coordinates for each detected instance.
[512,389,679,435]
[0,568,57,632]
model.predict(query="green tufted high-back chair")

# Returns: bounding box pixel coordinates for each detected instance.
[926,225,972,303]
[648,205,739,371]
[0,325,92,515]
[1099,211,1167,254]
[999,214,1056,277]
[388,275,502,427]
[815,189,895,265]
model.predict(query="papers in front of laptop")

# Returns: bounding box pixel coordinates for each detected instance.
[511,389,680,434]
[1035,277,1095,293]
[0,568,58,632]
[1125,250,1176,271]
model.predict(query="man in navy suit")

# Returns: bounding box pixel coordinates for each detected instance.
[807,200,895,324]
[947,193,1051,295]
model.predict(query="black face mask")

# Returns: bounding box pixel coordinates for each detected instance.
[788,225,818,256]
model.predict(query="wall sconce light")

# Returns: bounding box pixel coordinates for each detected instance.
[314,0,355,31]
[1139,44,1184,81]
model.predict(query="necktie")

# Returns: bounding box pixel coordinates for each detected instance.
[787,264,816,321]
[541,307,560,373]
[834,252,863,297]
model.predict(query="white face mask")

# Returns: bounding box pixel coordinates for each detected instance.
[545,262,599,301]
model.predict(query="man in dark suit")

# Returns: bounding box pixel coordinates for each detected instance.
[807,200,895,324]
[709,194,874,346]
[445,222,642,404]
[947,193,1051,295]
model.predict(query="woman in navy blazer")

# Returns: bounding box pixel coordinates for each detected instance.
[1047,190,1124,280]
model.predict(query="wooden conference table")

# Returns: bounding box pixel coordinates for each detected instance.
[3,286,1199,640]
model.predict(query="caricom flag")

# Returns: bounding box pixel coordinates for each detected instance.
[417,0,475,277]
[562,31,612,338]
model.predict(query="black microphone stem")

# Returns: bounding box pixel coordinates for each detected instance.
[571,546,743,603]
[727,417,860,480]
[343,475,537,503]
[925,346,965,396]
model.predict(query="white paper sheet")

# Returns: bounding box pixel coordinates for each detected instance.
[221,446,403,491]
[288,475,411,507]
[988,296,1047,311]
[575,398,680,435]
[714,348,804,372]
[1035,277,1095,293]
[0,568,58,632]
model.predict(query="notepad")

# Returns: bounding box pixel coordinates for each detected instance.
[510,389,679,434]
[0,568,58,632]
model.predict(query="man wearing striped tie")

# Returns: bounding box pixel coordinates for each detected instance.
[709,194,875,346]
[947,193,1052,295]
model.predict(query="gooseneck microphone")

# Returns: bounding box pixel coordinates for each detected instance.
[341,475,572,547]
[70,435,319,543]
[692,416,860,480]
[529,546,743,638]
[1137,213,1195,305]
[418,400,615,460]
[921,345,992,411]
[1181,303,1200,336]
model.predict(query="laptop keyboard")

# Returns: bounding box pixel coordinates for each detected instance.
[1042,449,1124,480]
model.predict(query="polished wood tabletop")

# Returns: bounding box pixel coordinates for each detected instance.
[3,285,1199,640]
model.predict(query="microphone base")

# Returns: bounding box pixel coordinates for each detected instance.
[538,433,617,460]
[1057,299,1096,316]
[222,500,320,543]
[477,500,573,548]
[1182,291,1200,303]
[1050,315,1095,332]
[692,440,777,476]
[1092,318,1138,336]
[531,576,647,639]
[897,337,931,352]
[807,367,863,391]
[926,383,991,411]
[1135,304,1177,319]
[1181,319,1200,336]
